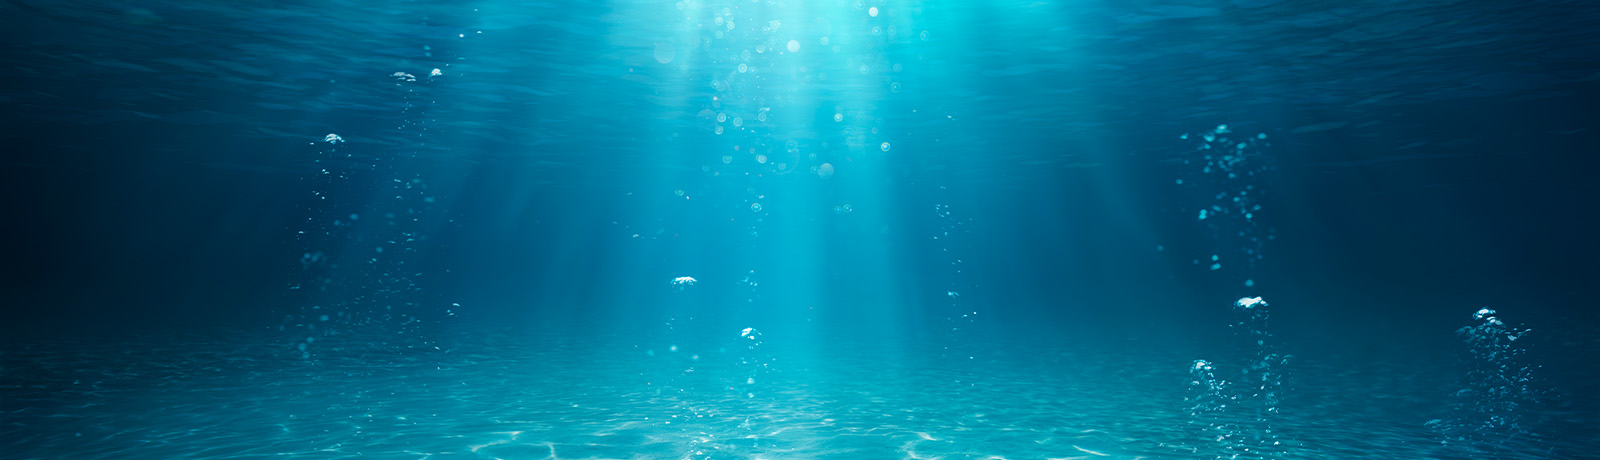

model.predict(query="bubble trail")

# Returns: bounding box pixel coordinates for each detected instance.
[1187,296,1289,460]
[1428,307,1546,457]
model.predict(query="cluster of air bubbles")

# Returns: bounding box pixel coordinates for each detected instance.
[1175,123,1275,287]
[1179,124,1270,180]
[299,251,325,268]
[1187,359,1226,417]
[287,69,453,360]
[1188,296,1289,459]
[737,327,771,401]
[833,204,854,214]
[933,200,974,346]
[1429,308,1543,455]
[1235,296,1265,309]
[669,276,697,292]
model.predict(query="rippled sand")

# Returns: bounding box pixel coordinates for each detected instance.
[1,328,1584,459]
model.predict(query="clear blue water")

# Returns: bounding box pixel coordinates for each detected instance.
[3,0,1599,458]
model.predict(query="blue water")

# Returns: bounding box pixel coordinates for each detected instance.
[3,0,1599,458]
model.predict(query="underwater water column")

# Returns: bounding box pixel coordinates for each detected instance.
[639,0,915,457]
[1176,124,1287,459]
[283,64,457,360]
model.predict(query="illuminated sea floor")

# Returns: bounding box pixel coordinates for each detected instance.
[1,327,1589,460]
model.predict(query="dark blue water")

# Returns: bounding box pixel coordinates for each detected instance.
[3,0,1598,458]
